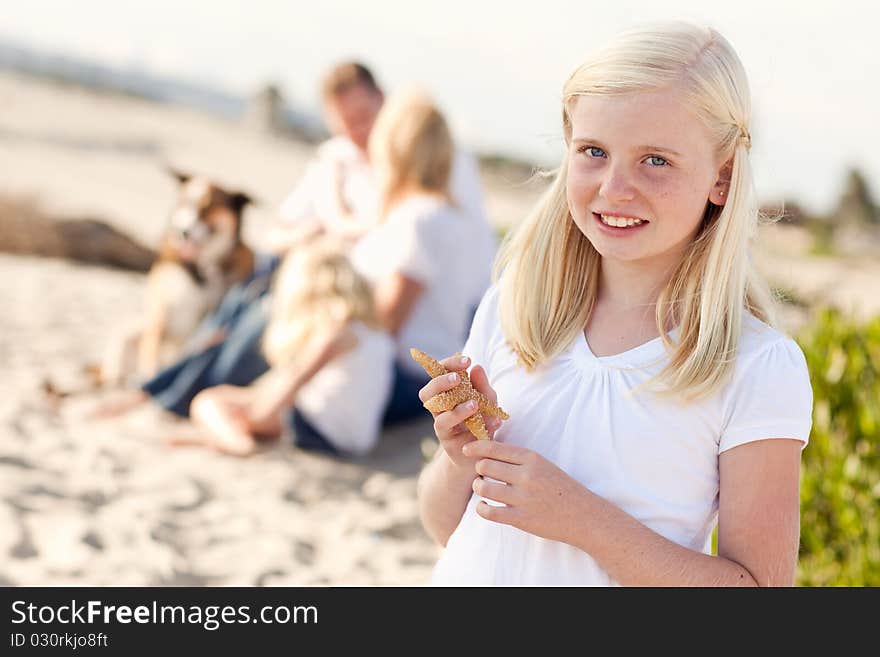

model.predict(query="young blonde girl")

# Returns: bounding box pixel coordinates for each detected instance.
[417,22,813,586]
[179,236,394,457]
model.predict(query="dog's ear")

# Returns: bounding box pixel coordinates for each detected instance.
[230,192,254,213]
[166,166,191,185]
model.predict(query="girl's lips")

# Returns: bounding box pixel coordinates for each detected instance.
[592,212,650,234]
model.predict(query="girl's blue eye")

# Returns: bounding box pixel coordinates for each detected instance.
[647,155,668,167]
[578,145,606,158]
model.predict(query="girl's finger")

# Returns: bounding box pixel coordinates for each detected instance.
[473,477,519,506]
[474,457,520,484]
[434,400,479,435]
[449,422,469,436]
[469,364,498,404]
[462,439,531,464]
[440,353,471,371]
[419,371,461,403]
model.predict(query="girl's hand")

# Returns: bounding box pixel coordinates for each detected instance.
[418,355,503,469]
[461,440,591,546]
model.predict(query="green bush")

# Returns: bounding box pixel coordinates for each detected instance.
[795,308,880,586]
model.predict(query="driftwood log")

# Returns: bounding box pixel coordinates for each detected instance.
[0,196,155,272]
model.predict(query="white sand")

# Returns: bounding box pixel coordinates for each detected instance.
[0,252,446,586]
[1,71,877,586]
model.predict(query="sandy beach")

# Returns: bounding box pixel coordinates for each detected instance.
[1,71,877,586]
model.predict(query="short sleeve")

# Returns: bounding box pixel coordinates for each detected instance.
[388,210,441,285]
[719,338,814,453]
[460,283,500,373]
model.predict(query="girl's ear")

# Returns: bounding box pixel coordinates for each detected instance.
[709,157,734,206]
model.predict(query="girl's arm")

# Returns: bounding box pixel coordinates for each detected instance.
[463,437,804,586]
[373,272,424,336]
[418,446,482,547]
[416,360,503,546]
[246,324,358,432]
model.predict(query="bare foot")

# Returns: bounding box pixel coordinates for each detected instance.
[86,390,149,420]
[163,426,256,457]
[209,431,257,457]
[162,428,212,449]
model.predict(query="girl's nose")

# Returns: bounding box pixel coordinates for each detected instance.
[599,164,637,203]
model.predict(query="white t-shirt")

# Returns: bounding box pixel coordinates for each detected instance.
[279,136,377,230]
[279,137,492,236]
[294,320,394,456]
[431,284,814,586]
[349,194,495,379]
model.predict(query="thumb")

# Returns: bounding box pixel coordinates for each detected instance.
[469,364,497,404]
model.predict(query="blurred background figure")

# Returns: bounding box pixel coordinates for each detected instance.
[171,235,394,458]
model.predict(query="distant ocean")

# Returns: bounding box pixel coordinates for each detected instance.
[0,38,328,145]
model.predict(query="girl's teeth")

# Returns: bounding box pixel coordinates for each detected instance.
[600,214,645,227]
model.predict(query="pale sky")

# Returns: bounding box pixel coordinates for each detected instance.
[2,0,878,213]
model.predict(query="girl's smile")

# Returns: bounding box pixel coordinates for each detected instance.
[593,212,651,233]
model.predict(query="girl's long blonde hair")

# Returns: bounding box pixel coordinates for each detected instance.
[262,236,378,368]
[496,21,777,401]
[367,87,455,221]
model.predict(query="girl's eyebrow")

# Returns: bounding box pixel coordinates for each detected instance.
[637,144,682,157]
[571,137,682,157]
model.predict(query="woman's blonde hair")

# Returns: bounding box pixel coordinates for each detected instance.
[368,87,455,221]
[262,236,378,367]
[496,21,777,401]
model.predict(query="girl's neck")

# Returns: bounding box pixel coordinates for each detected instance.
[596,257,676,315]
[586,257,680,356]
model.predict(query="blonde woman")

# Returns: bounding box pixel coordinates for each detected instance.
[176,237,394,457]
[349,88,494,424]
[417,22,813,585]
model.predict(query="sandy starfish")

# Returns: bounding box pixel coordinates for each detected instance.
[409,348,509,440]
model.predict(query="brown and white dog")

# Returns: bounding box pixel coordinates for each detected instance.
[99,169,256,386]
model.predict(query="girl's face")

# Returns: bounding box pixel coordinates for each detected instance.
[566,87,728,268]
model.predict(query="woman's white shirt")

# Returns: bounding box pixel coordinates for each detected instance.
[294,320,394,456]
[431,284,814,586]
[349,194,494,378]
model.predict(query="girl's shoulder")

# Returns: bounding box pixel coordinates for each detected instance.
[463,283,505,357]
[387,193,461,227]
[722,312,812,404]
[716,313,813,452]
[736,313,805,368]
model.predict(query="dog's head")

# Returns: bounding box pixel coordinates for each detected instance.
[164,168,252,267]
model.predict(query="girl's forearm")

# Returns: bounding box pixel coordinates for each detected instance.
[417,450,477,547]
[248,326,356,429]
[568,489,759,587]
[248,369,303,429]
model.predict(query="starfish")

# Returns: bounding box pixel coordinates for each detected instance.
[409,348,509,440]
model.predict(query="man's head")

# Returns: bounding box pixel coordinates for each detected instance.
[321,61,384,152]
